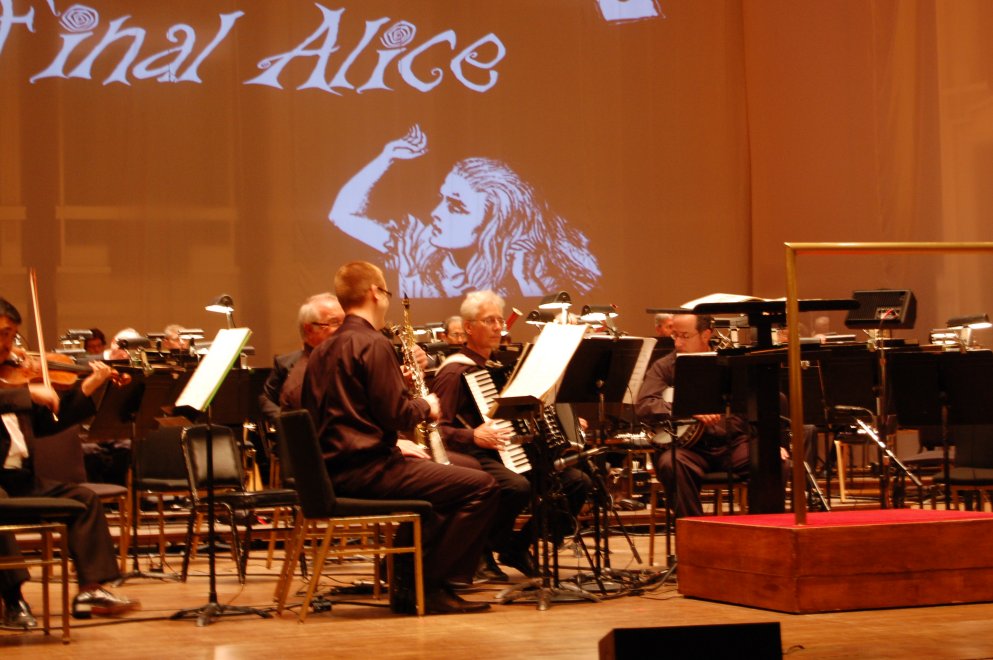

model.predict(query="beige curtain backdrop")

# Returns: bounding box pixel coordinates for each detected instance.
[0,0,990,359]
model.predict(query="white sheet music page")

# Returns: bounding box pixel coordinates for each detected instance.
[622,336,658,404]
[501,323,586,406]
[175,327,252,412]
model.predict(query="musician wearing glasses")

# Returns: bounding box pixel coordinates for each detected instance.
[431,290,591,581]
[301,262,498,614]
[635,313,751,518]
[259,293,345,423]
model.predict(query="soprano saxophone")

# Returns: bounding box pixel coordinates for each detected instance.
[392,295,450,465]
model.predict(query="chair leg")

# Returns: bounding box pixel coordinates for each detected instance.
[299,526,336,623]
[834,440,849,502]
[117,493,130,574]
[274,511,306,611]
[412,518,425,617]
[647,479,658,566]
[180,508,198,582]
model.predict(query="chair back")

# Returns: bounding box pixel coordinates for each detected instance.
[133,426,189,490]
[275,410,336,519]
[181,424,245,491]
[273,421,295,488]
[952,424,993,469]
[30,425,88,484]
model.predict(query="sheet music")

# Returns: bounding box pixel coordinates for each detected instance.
[622,336,658,404]
[501,323,586,406]
[175,327,251,412]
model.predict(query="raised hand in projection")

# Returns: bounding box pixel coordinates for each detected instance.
[329,124,601,299]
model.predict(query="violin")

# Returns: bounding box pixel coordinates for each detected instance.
[0,351,132,390]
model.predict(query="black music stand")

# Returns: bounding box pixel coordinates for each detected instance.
[91,368,187,583]
[493,396,600,610]
[816,346,885,504]
[645,353,729,584]
[554,337,649,592]
[887,350,993,507]
[169,328,269,626]
[776,358,831,511]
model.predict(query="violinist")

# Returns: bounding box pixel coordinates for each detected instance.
[0,297,137,629]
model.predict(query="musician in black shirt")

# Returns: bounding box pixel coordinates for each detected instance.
[431,290,590,580]
[635,313,751,517]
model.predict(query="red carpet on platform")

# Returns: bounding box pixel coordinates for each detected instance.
[677,509,993,613]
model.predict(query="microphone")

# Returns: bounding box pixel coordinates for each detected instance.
[553,446,605,472]
[833,405,872,414]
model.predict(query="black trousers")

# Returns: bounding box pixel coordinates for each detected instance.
[331,454,500,589]
[464,450,591,556]
[655,440,750,518]
[0,472,121,593]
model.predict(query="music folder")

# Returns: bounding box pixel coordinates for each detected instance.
[174,327,252,420]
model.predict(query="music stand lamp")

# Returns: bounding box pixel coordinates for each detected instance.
[538,291,571,324]
[205,294,236,330]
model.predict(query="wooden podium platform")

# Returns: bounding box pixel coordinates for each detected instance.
[677,509,993,613]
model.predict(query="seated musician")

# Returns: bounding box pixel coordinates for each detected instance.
[431,290,591,581]
[635,313,751,518]
[83,328,107,356]
[0,297,137,629]
[441,316,467,346]
[301,262,498,614]
[259,293,345,424]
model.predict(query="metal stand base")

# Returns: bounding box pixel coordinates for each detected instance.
[170,601,271,627]
[496,578,601,611]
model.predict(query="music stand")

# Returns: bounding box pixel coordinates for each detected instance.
[90,368,188,583]
[554,337,649,590]
[169,328,269,626]
[492,396,600,610]
[887,350,993,506]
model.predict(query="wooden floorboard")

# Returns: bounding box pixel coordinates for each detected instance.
[4,524,993,659]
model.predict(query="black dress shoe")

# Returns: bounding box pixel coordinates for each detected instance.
[2,599,38,630]
[424,587,491,615]
[498,548,538,578]
[72,588,140,619]
[475,552,509,584]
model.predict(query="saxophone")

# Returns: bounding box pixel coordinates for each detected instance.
[392,295,451,465]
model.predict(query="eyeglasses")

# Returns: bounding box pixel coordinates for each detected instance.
[374,285,393,299]
[311,319,344,329]
[472,316,505,327]
[447,332,467,339]
[671,331,700,340]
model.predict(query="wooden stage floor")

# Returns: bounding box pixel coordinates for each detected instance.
[4,521,993,659]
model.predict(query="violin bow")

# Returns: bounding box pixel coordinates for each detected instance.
[28,268,56,414]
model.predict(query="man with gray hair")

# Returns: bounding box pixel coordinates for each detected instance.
[259,293,345,422]
[431,290,590,581]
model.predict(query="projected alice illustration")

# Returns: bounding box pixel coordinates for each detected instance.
[328,125,601,298]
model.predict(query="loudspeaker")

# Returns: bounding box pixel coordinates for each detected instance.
[844,289,917,329]
[599,622,781,659]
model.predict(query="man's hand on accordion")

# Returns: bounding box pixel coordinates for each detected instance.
[473,420,513,451]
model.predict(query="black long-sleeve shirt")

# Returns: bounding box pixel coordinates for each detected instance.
[301,315,431,474]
